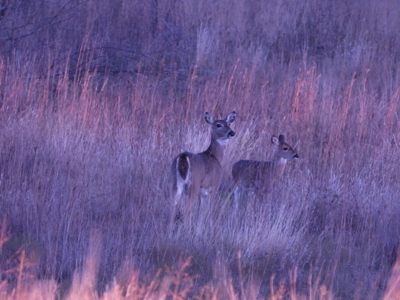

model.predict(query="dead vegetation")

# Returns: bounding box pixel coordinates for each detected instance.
[0,0,399,299]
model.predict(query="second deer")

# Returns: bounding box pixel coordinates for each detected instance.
[232,134,298,208]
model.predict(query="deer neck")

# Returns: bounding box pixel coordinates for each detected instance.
[204,138,225,162]
[273,156,287,178]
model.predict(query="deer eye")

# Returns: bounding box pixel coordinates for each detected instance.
[216,123,222,128]
[283,147,288,151]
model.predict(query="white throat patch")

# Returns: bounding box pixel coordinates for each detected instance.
[217,139,229,146]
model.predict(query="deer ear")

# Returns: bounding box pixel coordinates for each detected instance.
[205,112,214,124]
[278,135,285,143]
[271,135,279,145]
[226,111,236,124]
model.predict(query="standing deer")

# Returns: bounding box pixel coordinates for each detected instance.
[232,134,298,208]
[171,111,236,231]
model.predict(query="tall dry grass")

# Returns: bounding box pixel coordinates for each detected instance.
[0,0,399,299]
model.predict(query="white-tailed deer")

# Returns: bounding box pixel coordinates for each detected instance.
[232,134,298,208]
[171,111,236,230]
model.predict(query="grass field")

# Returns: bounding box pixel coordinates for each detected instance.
[0,0,400,299]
